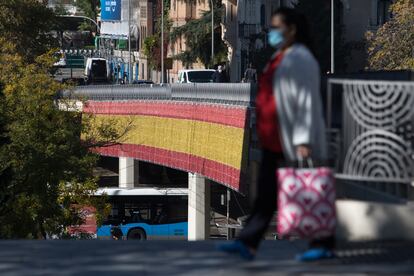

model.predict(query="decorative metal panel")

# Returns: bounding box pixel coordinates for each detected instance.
[328,79,414,184]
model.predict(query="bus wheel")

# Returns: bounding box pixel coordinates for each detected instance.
[127,228,147,240]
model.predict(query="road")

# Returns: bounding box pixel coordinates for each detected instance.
[0,240,413,275]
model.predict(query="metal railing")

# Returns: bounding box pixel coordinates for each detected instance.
[327,78,414,199]
[60,83,257,106]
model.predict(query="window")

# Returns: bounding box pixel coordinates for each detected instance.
[249,0,254,18]
[377,0,391,26]
[140,6,147,19]
[187,71,214,83]
[260,5,265,27]
[140,26,144,48]
[230,5,233,21]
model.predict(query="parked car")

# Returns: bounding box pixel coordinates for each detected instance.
[132,80,154,85]
[177,69,215,83]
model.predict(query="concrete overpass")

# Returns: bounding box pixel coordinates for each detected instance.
[63,83,257,240]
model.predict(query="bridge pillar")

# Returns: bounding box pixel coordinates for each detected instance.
[119,157,139,188]
[188,173,210,241]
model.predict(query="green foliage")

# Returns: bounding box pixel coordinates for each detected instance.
[0,41,123,239]
[74,0,100,32]
[142,0,172,70]
[74,0,100,19]
[170,0,228,68]
[143,36,160,70]
[294,0,348,73]
[0,0,58,62]
[366,0,414,70]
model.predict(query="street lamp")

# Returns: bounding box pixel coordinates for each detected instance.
[57,15,100,33]
[128,0,132,84]
[161,0,165,83]
[331,0,335,74]
[210,0,214,68]
[57,15,101,51]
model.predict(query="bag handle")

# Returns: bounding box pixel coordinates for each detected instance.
[298,155,314,169]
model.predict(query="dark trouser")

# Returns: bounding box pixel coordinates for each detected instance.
[238,150,281,249]
[238,150,335,250]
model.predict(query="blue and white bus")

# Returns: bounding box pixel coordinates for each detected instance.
[96,188,188,240]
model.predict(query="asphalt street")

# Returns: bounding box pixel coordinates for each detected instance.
[0,240,413,275]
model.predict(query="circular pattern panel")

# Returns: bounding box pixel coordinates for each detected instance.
[343,130,413,181]
[344,83,414,130]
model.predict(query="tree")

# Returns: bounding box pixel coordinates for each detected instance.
[0,41,127,239]
[0,0,58,62]
[170,0,228,68]
[75,0,100,20]
[366,0,414,70]
[294,0,349,73]
[143,0,172,70]
[74,0,100,32]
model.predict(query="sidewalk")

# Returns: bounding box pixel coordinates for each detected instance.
[0,240,413,275]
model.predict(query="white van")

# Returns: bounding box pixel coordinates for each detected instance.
[177,69,215,83]
[85,58,111,84]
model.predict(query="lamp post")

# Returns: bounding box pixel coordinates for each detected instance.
[128,0,132,84]
[161,0,165,83]
[58,14,105,56]
[210,0,214,68]
[57,15,100,33]
[58,14,101,53]
[331,0,335,74]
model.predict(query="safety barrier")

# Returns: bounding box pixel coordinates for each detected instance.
[59,83,256,106]
[327,78,414,199]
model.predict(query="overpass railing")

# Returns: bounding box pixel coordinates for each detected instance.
[60,83,256,106]
[327,78,414,200]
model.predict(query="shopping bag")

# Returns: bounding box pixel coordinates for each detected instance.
[277,163,336,239]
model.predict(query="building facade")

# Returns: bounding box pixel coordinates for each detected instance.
[137,0,155,80]
[221,0,393,80]
[341,0,393,71]
[167,0,211,83]
[220,0,296,82]
[44,0,79,14]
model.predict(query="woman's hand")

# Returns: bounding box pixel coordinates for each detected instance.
[296,145,312,159]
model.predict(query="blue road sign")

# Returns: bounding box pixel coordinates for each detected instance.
[101,0,121,21]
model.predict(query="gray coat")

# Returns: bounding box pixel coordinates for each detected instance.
[273,44,328,162]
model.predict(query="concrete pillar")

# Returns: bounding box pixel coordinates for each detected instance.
[119,157,139,188]
[188,173,210,241]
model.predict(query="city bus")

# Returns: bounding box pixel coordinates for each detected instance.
[96,188,188,240]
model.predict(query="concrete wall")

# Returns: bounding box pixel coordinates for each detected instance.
[337,200,414,241]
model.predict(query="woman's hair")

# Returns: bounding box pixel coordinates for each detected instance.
[272,8,314,54]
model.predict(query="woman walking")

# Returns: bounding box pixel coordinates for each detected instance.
[219,7,334,261]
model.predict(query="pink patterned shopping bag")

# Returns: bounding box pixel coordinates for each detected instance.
[277,167,336,239]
